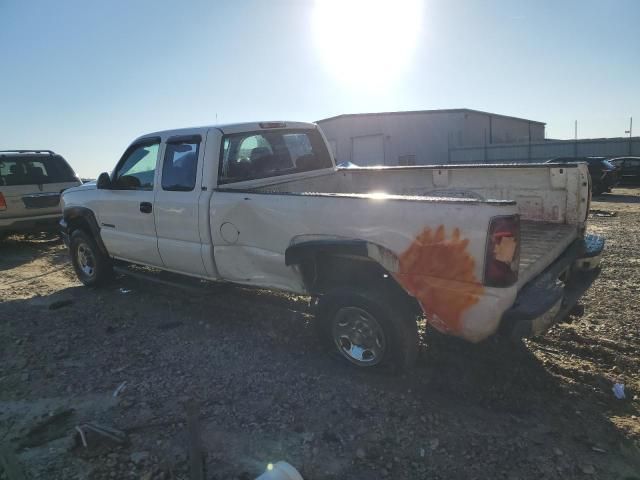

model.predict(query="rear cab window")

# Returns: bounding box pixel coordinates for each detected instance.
[218,128,332,184]
[0,155,77,186]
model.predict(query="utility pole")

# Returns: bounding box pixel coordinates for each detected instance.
[625,117,633,155]
[574,120,578,157]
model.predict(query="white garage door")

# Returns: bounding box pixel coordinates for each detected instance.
[352,134,384,166]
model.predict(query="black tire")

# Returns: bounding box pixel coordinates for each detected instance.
[316,287,419,371]
[69,229,112,286]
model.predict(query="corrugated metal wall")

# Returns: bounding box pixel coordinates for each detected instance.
[449,137,640,163]
[318,111,545,166]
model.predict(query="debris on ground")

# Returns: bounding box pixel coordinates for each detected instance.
[613,383,626,399]
[256,461,304,480]
[112,381,127,397]
[589,209,617,217]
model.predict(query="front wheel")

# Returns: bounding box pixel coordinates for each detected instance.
[316,288,419,371]
[69,229,112,286]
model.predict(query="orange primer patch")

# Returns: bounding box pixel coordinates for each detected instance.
[394,226,484,334]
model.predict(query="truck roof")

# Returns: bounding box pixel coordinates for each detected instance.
[137,121,317,141]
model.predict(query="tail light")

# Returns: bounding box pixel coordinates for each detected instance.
[0,192,6,211]
[484,215,520,287]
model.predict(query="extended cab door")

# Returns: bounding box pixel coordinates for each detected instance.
[97,138,164,266]
[153,134,208,276]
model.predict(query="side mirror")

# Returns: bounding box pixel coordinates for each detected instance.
[96,172,112,189]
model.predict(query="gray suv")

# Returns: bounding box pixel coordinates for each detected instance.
[0,150,81,237]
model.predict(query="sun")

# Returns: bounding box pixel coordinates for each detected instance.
[312,0,423,89]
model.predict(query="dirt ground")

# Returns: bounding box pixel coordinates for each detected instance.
[1,188,640,480]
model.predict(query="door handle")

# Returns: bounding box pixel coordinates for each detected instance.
[140,202,153,214]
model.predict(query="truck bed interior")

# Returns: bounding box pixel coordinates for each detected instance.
[518,221,577,288]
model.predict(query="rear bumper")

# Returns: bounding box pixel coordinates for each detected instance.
[0,214,61,234]
[500,233,605,340]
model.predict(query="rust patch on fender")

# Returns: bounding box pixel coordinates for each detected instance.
[394,226,484,334]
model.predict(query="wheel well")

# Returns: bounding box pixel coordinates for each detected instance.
[67,215,92,236]
[297,253,421,315]
[63,207,108,255]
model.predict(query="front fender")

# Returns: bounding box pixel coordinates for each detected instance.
[63,206,108,254]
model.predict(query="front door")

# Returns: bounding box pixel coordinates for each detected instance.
[154,134,207,276]
[97,139,164,267]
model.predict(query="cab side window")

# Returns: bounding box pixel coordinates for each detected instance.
[113,142,159,190]
[162,139,200,191]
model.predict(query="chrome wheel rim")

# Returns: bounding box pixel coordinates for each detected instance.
[76,242,96,278]
[332,307,386,366]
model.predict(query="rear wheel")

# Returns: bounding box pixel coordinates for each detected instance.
[70,229,112,286]
[316,288,419,371]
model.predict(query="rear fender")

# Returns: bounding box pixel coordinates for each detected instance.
[285,237,412,304]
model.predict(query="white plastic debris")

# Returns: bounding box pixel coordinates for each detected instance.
[113,381,127,397]
[75,426,88,448]
[612,383,626,399]
[255,461,303,480]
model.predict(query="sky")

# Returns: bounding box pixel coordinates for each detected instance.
[1,0,638,177]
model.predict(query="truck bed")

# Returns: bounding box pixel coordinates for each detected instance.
[242,163,588,291]
[518,221,577,288]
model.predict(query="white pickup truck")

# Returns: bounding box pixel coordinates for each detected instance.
[60,121,604,369]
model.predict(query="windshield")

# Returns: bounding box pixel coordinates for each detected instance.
[218,128,333,184]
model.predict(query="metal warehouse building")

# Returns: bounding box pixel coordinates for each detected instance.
[317,109,545,166]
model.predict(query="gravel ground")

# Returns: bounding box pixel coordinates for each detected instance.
[1,188,639,480]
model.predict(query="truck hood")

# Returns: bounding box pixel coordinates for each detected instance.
[64,181,96,194]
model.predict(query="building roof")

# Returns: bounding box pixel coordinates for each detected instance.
[317,108,546,126]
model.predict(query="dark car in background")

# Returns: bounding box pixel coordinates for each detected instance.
[0,150,81,237]
[609,157,640,185]
[545,157,618,195]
